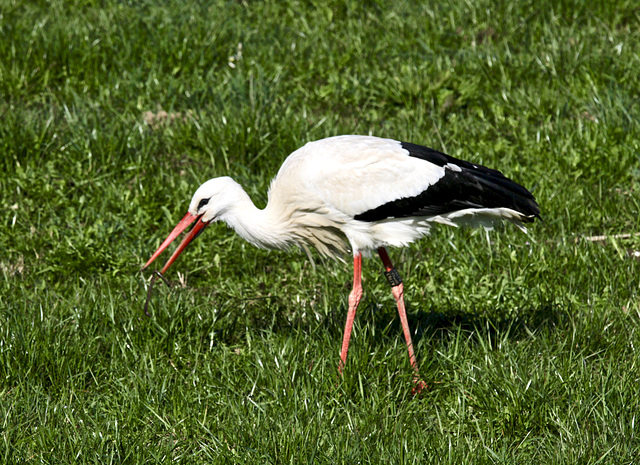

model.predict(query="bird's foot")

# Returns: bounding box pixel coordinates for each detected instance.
[412,378,428,396]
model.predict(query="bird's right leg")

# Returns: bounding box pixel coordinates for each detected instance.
[339,252,363,373]
[378,247,427,394]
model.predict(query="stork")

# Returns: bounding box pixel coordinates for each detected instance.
[144,135,540,392]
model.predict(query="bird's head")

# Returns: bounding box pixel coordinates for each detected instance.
[186,177,241,222]
[143,177,240,274]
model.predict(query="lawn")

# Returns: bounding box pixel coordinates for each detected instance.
[1,0,639,463]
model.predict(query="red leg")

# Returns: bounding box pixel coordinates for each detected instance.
[377,247,427,394]
[339,252,363,373]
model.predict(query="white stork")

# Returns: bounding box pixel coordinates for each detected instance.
[144,135,540,392]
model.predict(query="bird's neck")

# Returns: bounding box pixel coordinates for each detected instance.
[221,190,293,251]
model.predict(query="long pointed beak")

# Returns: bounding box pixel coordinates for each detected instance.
[144,212,210,273]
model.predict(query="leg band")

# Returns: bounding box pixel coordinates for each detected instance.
[384,268,403,287]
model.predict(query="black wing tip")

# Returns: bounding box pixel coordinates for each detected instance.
[510,195,542,223]
[529,209,544,223]
[519,192,542,219]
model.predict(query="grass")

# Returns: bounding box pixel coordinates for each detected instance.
[1,0,640,462]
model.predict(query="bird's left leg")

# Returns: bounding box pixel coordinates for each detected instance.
[338,252,363,373]
[377,247,427,394]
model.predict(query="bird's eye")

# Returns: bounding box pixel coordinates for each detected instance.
[197,198,210,210]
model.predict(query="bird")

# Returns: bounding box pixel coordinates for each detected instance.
[144,135,540,392]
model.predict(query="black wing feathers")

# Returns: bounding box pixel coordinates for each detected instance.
[354,141,540,222]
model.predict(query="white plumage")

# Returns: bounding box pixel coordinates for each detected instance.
[145,135,540,392]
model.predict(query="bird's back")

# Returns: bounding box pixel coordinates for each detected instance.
[270,136,444,215]
[272,135,539,218]
[265,135,539,255]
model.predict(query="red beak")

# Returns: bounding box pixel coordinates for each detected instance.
[144,212,210,274]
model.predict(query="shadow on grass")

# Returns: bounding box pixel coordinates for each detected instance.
[409,301,570,345]
[316,294,571,348]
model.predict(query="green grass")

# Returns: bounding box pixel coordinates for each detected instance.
[1,0,640,462]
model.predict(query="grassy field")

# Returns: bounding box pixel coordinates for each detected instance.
[2,0,640,462]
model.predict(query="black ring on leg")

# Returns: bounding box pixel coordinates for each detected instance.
[384,268,403,287]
